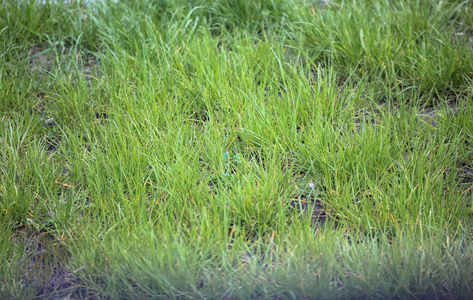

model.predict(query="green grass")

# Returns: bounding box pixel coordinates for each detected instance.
[1,0,473,298]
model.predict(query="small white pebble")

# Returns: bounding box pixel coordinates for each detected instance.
[45,118,55,126]
[309,180,315,189]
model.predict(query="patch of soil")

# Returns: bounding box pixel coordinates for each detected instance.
[289,197,327,225]
[458,163,473,185]
[458,161,473,203]
[10,229,78,299]
[288,174,331,227]
[416,99,460,128]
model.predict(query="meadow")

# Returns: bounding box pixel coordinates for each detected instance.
[1,0,473,298]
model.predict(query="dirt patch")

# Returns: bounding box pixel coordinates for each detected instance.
[458,161,473,206]
[289,173,330,227]
[458,163,473,186]
[10,229,78,299]
[416,99,460,128]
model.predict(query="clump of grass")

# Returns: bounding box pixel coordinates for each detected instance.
[294,0,473,98]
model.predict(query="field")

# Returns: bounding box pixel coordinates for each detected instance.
[1,0,473,298]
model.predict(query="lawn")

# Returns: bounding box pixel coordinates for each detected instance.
[1,0,473,298]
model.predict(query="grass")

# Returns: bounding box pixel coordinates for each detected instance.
[1,0,473,298]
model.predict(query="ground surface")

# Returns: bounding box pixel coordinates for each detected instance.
[1,0,473,299]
